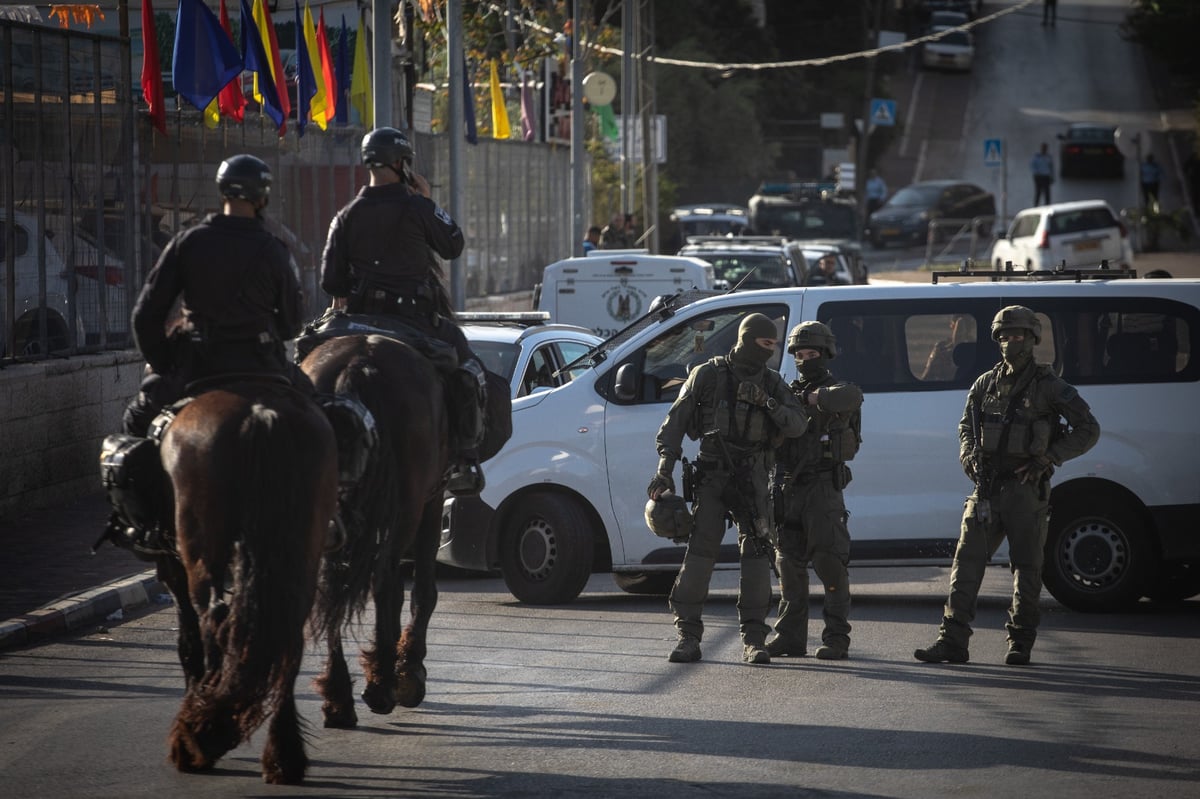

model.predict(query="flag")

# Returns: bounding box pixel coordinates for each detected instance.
[302,3,329,129]
[349,15,373,127]
[240,0,284,130]
[335,16,349,124]
[217,0,245,122]
[317,9,336,123]
[594,103,618,141]
[140,0,167,135]
[172,0,242,118]
[293,1,319,135]
[252,0,290,127]
[519,69,536,142]
[489,59,510,140]
[462,55,476,144]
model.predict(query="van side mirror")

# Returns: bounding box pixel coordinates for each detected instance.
[614,362,639,401]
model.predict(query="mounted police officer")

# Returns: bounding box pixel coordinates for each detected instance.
[915,306,1099,666]
[648,313,807,665]
[124,154,308,438]
[767,321,863,661]
[320,126,486,495]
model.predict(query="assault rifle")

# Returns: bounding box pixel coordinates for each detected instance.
[704,429,779,575]
[968,400,993,524]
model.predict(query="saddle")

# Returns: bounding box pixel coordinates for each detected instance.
[294,310,459,374]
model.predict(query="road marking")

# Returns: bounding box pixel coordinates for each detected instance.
[913,139,928,183]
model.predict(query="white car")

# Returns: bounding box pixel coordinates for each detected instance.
[922,26,974,72]
[459,312,602,399]
[990,200,1134,272]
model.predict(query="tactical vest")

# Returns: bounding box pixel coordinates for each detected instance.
[694,356,782,452]
[778,377,861,473]
[976,364,1059,459]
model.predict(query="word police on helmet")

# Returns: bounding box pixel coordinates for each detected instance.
[361,126,415,168]
[216,154,272,205]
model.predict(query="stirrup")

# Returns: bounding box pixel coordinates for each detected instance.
[446,461,485,497]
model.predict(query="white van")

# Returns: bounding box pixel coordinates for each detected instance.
[990,199,1133,271]
[443,273,1200,613]
[535,251,715,338]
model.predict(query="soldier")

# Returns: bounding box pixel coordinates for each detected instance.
[648,313,808,665]
[915,306,1100,666]
[766,322,863,660]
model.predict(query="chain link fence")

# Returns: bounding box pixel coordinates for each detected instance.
[2,18,581,364]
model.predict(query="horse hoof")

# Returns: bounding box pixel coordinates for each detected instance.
[361,683,397,715]
[395,669,427,708]
[322,705,358,729]
[262,764,307,785]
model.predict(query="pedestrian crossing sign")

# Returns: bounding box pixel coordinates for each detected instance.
[870,98,896,127]
[984,138,1003,166]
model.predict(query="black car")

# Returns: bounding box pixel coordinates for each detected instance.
[864,180,995,248]
[1057,123,1125,179]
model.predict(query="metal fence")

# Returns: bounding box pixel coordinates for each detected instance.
[2,18,580,364]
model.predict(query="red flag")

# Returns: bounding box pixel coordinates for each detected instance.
[140,0,167,135]
[317,8,336,123]
[217,0,245,121]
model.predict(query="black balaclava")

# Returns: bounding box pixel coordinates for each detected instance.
[729,313,778,372]
[796,349,830,380]
[998,327,1035,369]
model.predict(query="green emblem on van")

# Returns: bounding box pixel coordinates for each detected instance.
[604,284,647,322]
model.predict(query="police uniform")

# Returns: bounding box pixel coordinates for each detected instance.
[650,314,807,664]
[768,325,863,660]
[916,306,1100,665]
[125,213,304,436]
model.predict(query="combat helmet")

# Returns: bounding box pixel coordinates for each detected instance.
[990,305,1042,344]
[787,321,837,359]
[215,154,272,204]
[361,126,415,167]
[644,492,693,541]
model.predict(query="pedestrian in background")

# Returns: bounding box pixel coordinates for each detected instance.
[1042,0,1057,27]
[1140,153,1162,212]
[865,170,888,216]
[1031,143,1054,206]
[648,313,807,665]
[600,212,636,249]
[914,306,1099,667]
[582,225,601,255]
[766,322,863,661]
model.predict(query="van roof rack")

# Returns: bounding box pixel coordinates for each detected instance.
[683,235,789,246]
[932,260,1138,284]
[456,311,550,326]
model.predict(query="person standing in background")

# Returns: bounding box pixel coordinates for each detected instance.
[1031,143,1054,206]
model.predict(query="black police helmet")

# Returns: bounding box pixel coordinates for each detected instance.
[215,154,272,204]
[361,126,414,167]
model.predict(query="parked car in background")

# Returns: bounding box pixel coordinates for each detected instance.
[922,26,975,71]
[665,204,749,251]
[925,10,969,31]
[677,236,805,289]
[865,180,995,248]
[459,312,602,399]
[1058,123,1125,179]
[989,199,1133,271]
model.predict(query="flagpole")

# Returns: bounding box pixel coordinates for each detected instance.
[570,0,584,256]
[448,0,465,311]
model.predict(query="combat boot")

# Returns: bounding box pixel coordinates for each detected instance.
[742,644,770,665]
[913,638,970,664]
[815,644,849,660]
[1004,641,1032,665]
[764,636,806,658]
[668,634,701,663]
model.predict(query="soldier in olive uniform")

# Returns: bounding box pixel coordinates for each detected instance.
[767,322,863,660]
[648,313,808,665]
[915,306,1100,666]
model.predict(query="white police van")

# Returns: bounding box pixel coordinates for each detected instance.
[442,269,1200,612]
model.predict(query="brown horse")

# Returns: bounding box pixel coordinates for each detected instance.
[154,381,337,784]
[301,333,451,728]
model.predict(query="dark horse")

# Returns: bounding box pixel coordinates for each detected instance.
[154,381,338,784]
[300,333,451,727]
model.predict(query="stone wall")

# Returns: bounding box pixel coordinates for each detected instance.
[0,352,144,520]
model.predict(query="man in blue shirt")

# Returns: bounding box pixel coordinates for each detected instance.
[1140,153,1162,211]
[1030,143,1054,206]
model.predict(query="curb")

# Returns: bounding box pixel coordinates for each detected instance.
[0,570,165,652]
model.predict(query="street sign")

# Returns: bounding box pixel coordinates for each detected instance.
[870,98,896,127]
[984,138,1003,167]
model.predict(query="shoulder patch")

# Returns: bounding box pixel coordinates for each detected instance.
[434,205,454,226]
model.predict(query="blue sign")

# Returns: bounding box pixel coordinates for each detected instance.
[984,138,1003,166]
[869,98,896,127]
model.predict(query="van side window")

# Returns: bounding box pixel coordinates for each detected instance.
[624,304,790,403]
[909,313,979,383]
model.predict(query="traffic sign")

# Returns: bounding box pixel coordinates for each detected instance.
[870,98,896,127]
[984,138,1003,166]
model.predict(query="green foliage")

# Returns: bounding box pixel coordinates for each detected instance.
[1120,0,1200,83]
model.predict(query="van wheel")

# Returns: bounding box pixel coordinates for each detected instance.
[1042,496,1155,612]
[12,309,70,356]
[499,493,594,605]
[613,571,677,596]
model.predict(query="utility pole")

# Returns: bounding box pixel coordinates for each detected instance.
[570,0,585,255]
[855,0,884,226]
[372,1,392,128]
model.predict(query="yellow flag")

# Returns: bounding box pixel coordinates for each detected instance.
[203,97,220,128]
[489,59,511,140]
[302,3,327,130]
[350,16,373,127]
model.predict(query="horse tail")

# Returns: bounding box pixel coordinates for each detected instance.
[218,399,330,739]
